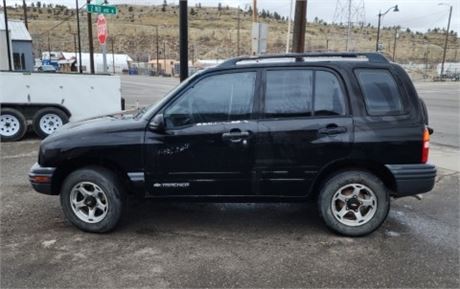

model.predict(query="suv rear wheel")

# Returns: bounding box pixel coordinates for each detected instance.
[60,167,125,233]
[318,170,390,236]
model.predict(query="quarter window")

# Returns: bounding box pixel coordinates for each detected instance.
[356,69,404,115]
[164,72,256,128]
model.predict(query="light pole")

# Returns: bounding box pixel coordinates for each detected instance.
[439,3,452,79]
[376,5,399,52]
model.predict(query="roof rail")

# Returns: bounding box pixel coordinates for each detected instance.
[218,52,389,68]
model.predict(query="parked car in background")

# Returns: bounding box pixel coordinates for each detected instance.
[29,52,436,236]
[36,64,57,72]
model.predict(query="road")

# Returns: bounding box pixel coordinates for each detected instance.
[0,77,459,288]
[121,75,178,108]
[415,82,460,148]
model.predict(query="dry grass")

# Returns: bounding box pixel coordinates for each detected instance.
[6,4,459,64]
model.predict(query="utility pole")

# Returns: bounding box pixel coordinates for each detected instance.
[237,5,240,56]
[76,0,82,73]
[87,0,95,74]
[286,0,294,53]
[392,28,398,62]
[163,40,166,75]
[22,0,28,29]
[292,0,307,53]
[2,0,12,71]
[111,36,115,74]
[155,25,159,75]
[179,0,188,81]
[73,33,78,61]
[440,5,452,79]
[47,33,51,59]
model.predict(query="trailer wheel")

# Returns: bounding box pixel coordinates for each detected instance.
[0,108,27,142]
[32,107,69,139]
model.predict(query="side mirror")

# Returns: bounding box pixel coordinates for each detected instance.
[149,114,165,132]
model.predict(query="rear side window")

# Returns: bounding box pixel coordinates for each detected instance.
[264,69,345,118]
[265,70,313,118]
[356,69,404,115]
[314,71,346,116]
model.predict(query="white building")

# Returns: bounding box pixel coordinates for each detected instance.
[42,51,133,74]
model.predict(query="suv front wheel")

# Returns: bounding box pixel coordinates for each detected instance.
[318,170,390,236]
[60,167,125,233]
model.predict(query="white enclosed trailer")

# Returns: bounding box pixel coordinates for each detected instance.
[0,71,122,141]
[437,62,460,79]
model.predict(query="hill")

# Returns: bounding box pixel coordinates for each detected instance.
[4,3,459,66]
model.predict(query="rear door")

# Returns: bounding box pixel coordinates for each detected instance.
[256,67,354,196]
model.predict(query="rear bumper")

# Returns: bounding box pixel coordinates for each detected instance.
[385,164,436,197]
[29,163,57,195]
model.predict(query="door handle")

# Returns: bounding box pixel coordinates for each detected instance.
[318,124,347,135]
[222,130,250,143]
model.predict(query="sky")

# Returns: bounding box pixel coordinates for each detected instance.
[4,0,460,33]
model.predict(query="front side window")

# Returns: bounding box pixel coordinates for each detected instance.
[164,72,256,128]
[264,69,345,118]
[355,69,404,115]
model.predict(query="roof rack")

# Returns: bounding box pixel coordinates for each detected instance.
[218,52,389,68]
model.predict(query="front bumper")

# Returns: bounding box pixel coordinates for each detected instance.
[29,163,57,195]
[385,164,436,197]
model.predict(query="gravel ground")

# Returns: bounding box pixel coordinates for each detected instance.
[0,78,459,288]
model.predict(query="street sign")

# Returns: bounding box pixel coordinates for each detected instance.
[87,4,118,15]
[97,15,108,45]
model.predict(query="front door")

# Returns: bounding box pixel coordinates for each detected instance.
[144,70,258,196]
[256,68,353,196]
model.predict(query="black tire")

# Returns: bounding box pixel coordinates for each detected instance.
[0,108,27,142]
[60,166,125,233]
[318,170,390,237]
[32,107,69,139]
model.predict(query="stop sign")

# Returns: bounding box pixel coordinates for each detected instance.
[96,15,108,45]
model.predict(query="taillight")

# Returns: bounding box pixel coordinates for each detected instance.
[421,127,430,163]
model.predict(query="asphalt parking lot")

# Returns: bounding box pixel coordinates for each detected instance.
[1,78,459,288]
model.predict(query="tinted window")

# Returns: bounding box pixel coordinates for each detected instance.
[164,72,256,128]
[264,69,345,118]
[265,70,313,118]
[356,69,404,115]
[314,71,346,116]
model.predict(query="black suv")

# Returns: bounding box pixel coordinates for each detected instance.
[29,53,436,236]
